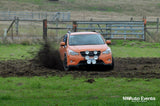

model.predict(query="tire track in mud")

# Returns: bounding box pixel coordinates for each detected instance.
[0,58,160,78]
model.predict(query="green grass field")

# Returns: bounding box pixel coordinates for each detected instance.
[3,0,160,16]
[0,76,159,106]
[110,40,160,57]
[0,40,160,105]
[0,44,40,60]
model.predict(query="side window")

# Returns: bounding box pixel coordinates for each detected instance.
[63,34,67,45]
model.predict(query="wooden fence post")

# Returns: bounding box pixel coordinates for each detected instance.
[157,18,159,33]
[43,19,47,40]
[32,11,34,19]
[11,25,13,41]
[3,29,7,43]
[143,16,147,41]
[56,18,59,37]
[89,18,93,31]
[73,21,77,32]
[15,17,19,36]
[130,17,133,21]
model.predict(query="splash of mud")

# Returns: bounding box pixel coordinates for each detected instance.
[36,41,63,70]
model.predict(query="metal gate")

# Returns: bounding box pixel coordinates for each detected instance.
[76,21,144,40]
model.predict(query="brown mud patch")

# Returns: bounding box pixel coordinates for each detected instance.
[0,58,160,78]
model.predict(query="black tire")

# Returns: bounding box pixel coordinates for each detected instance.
[63,55,70,71]
[109,57,114,70]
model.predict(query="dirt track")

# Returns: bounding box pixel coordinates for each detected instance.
[0,58,160,78]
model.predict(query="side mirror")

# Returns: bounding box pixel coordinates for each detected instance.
[106,40,111,45]
[60,42,65,46]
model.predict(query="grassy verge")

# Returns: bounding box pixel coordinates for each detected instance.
[0,40,160,60]
[5,0,157,15]
[0,44,40,60]
[112,46,160,57]
[8,0,130,12]
[0,76,159,106]
[110,40,160,57]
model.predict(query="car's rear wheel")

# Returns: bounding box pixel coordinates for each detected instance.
[63,55,70,71]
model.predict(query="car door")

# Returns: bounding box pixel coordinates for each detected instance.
[59,34,68,61]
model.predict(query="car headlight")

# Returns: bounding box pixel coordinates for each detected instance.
[103,48,111,54]
[69,50,79,55]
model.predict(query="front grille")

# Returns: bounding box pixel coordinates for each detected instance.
[79,60,104,65]
[80,51,101,57]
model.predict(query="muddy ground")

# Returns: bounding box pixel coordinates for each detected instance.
[0,58,160,78]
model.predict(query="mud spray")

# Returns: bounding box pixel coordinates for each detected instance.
[36,41,63,70]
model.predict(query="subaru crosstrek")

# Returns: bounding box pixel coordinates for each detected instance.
[59,32,114,71]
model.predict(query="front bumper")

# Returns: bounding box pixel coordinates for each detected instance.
[67,53,112,66]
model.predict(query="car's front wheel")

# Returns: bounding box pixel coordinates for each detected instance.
[108,57,114,70]
[63,55,70,71]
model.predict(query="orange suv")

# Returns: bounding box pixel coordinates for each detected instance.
[59,32,114,71]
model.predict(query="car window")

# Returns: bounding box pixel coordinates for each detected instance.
[69,34,105,46]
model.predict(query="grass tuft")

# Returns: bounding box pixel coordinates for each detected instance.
[0,95,13,100]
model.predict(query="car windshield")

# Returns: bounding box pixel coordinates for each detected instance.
[69,34,105,46]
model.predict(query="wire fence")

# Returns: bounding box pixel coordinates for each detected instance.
[0,11,70,21]
[0,15,160,43]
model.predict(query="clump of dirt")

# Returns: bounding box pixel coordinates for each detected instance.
[36,41,63,70]
[85,78,95,83]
